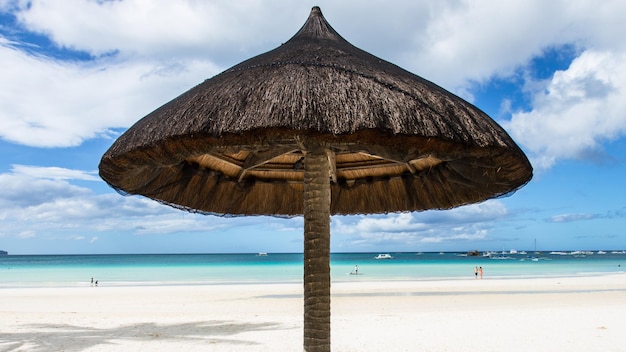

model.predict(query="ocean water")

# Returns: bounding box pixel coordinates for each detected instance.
[0,251,624,288]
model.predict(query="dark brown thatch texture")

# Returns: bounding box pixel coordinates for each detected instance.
[99,6,532,216]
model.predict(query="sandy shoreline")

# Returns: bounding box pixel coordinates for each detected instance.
[1,274,625,351]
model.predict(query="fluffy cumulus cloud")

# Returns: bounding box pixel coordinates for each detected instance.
[0,0,301,147]
[11,164,99,180]
[398,0,626,171]
[0,37,219,147]
[508,50,626,169]
[333,200,508,249]
[14,0,298,60]
[407,0,566,89]
[0,165,233,240]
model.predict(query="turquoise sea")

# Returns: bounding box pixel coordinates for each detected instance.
[1,251,624,288]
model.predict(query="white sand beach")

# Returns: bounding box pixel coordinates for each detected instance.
[1,274,625,351]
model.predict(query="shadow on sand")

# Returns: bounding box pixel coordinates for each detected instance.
[0,320,289,351]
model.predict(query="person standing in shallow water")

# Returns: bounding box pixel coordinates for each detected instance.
[479,266,483,279]
[474,266,478,279]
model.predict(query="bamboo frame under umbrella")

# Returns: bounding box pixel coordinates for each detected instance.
[99,7,532,352]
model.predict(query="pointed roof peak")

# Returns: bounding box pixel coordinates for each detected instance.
[289,6,344,42]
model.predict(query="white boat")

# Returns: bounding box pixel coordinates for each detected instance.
[550,251,568,255]
[374,253,393,260]
[491,248,514,260]
[257,252,268,256]
[490,254,514,260]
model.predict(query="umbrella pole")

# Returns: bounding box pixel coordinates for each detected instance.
[303,145,331,352]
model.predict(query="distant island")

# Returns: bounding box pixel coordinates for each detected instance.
[0,250,7,255]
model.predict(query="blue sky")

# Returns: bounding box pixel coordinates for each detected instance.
[1,1,625,255]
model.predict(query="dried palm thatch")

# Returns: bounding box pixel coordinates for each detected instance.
[99,7,531,216]
[99,6,532,352]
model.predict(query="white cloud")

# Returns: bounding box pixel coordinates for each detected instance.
[549,213,595,223]
[11,164,99,181]
[407,0,562,90]
[507,50,626,169]
[0,40,219,147]
[0,173,91,208]
[15,0,297,60]
[353,213,424,234]
[0,166,200,237]
[0,165,290,240]
[420,229,488,244]
[17,230,35,239]
[441,199,509,221]
[333,200,508,247]
[404,0,626,91]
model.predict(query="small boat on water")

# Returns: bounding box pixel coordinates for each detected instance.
[550,251,569,255]
[374,253,393,260]
[490,248,514,260]
[257,252,268,256]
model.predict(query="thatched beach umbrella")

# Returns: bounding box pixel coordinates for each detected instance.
[99,6,532,352]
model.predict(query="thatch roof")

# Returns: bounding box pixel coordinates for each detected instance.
[99,6,532,216]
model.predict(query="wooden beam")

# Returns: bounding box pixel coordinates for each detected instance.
[326,149,337,183]
[409,155,442,170]
[356,152,415,173]
[188,152,243,169]
[242,146,301,171]
[238,146,301,182]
